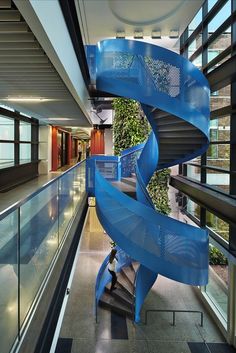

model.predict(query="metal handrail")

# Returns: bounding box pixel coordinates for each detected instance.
[144,309,204,327]
[0,159,86,220]
[120,147,144,159]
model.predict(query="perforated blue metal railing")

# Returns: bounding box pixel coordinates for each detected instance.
[92,39,210,322]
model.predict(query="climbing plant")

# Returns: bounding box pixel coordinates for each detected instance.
[112,97,171,215]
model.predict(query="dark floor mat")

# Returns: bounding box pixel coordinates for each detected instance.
[55,338,73,353]
[188,342,236,353]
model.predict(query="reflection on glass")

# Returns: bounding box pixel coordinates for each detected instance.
[188,8,202,36]
[20,143,31,164]
[188,33,202,58]
[187,164,201,181]
[187,198,200,220]
[192,54,202,69]
[211,85,231,111]
[210,117,230,142]
[208,0,231,37]
[207,144,230,170]
[20,121,31,141]
[20,183,59,325]
[0,115,14,140]
[206,211,229,242]
[206,168,229,193]
[207,53,231,73]
[207,27,231,64]
[0,210,18,353]
[204,243,228,320]
[0,142,14,169]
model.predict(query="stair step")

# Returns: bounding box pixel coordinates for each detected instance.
[158,131,201,138]
[121,265,135,285]
[117,272,134,299]
[131,261,140,273]
[155,118,187,126]
[99,292,133,318]
[121,177,136,187]
[105,286,133,309]
[159,138,205,145]
[157,125,197,132]
[152,110,170,119]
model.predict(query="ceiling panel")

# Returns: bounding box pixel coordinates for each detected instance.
[0,1,91,127]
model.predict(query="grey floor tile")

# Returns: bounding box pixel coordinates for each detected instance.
[148,340,191,353]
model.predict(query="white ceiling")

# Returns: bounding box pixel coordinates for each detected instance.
[0,0,91,127]
[76,0,204,50]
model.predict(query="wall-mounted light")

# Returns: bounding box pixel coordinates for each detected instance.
[6,97,52,102]
[116,31,125,39]
[169,30,179,38]
[134,31,143,39]
[151,30,161,39]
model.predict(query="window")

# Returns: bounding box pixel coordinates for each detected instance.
[208,1,231,38]
[211,85,231,111]
[0,116,14,140]
[192,53,202,69]
[207,27,231,64]
[210,117,230,142]
[206,211,229,242]
[187,164,201,181]
[188,8,202,36]
[206,168,230,193]
[203,243,228,321]
[0,143,14,169]
[186,198,200,220]
[20,144,31,165]
[188,33,202,58]
[20,121,31,141]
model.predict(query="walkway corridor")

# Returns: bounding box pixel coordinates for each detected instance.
[54,207,227,353]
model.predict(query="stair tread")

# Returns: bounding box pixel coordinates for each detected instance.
[117,272,134,297]
[105,286,133,306]
[121,265,135,284]
[100,292,133,315]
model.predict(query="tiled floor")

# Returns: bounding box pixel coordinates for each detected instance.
[55,207,226,353]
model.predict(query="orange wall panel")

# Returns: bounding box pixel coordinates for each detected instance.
[90,129,105,155]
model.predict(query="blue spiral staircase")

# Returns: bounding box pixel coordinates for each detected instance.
[90,39,210,322]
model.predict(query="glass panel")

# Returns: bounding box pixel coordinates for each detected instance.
[188,8,202,36]
[210,116,230,142]
[206,211,229,242]
[0,115,14,140]
[0,142,14,169]
[206,168,229,193]
[187,198,200,219]
[208,1,231,37]
[207,143,230,170]
[20,121,31,141]
[187,164,201,181]
[208,27,231,63]
[208,0,218,12]
[207,53,231,73]
[58,170,75,242]
[210,85,231,111]
[188,33,202,58]
[192,53,202,69]
[205,243,228,320]
[20,182,59,325]
[20,143,31,164]
[0,210,18,353]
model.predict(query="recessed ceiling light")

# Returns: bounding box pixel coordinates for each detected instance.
[151,30,161,39]
[47,118,74,121]
[169,30,179,38]
[6,97,52,102]
[116,31,125,39]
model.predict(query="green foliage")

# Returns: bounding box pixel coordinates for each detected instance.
[147,169,171,215]
[209,245,228,265]
[112,98,150,155]
[112,98,170,215]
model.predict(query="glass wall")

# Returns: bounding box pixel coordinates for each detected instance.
[179,0,235,340]
[203,243,228,320]
[0,161,86,351]
[0,109,38,170]
[0,116,14,169]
